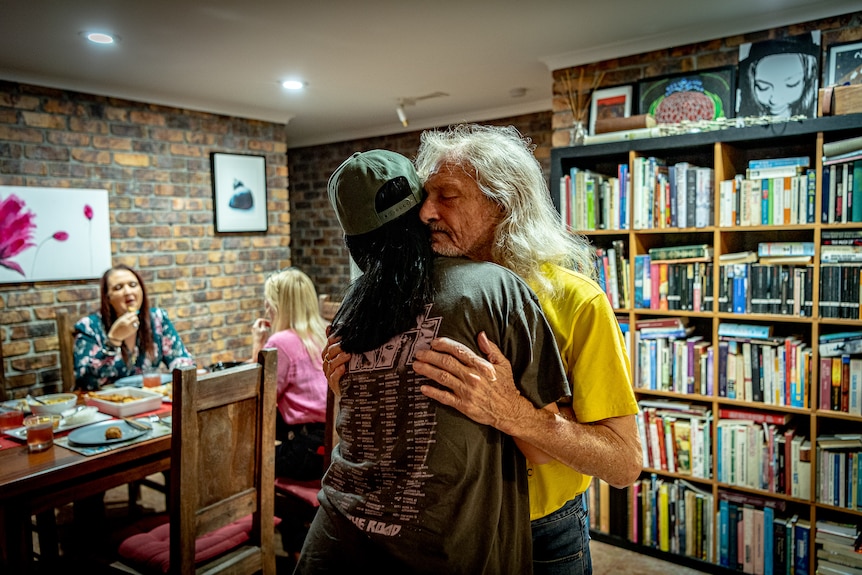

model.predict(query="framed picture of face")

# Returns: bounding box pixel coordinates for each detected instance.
[588,85,633,136]
[827,40,862,86]
[637,67,735,124]
[736,30,821,119]
[211,152,268,233]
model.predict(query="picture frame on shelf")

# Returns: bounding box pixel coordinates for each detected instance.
[827,39,862,86]
[736,31,821,119]
[211,152,268,233]
[637,66,735,123]
[589,85,633,136]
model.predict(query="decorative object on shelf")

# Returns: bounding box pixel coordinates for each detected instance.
[826,39,862,86]
[588,85,633,136]
[736,31,821,120]
[594,113,655,135]
[637,66,735,124]
[210,152,268,233]
[570,120,586,146]
[562,69,605,144]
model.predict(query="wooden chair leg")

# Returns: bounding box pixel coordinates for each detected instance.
[127,482,143,517]
[33,509,60,563]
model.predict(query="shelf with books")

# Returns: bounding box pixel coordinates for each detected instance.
[552,113,862,575]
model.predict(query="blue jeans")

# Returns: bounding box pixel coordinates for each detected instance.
[531,494,592,575]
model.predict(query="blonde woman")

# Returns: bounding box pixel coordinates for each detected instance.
[251,267,329,480]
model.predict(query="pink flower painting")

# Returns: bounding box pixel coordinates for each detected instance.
[0,187,111,284]
[0,194,36,276]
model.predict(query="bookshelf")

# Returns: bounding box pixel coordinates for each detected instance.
[552,114,862,575]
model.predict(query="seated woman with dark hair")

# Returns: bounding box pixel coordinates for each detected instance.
[73,264,194,390]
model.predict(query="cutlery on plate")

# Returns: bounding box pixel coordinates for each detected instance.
[122,417,151,431]
[26,394,46,405]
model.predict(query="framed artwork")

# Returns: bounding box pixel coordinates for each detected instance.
[589,85,633,136]
[0,186,112,284]
[637,66,735,123]
[827,40,862,86]
[736,31,821,119]
[211,152,268,233]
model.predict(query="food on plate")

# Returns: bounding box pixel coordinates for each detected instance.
[105,426,122,439]
[41,397,71,405]
[151,384,172,400]
[93,393,139,404]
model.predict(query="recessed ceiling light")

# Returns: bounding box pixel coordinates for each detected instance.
[85,32,116,44]
[281,80,304,90]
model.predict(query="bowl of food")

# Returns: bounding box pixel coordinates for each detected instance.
[85,386,162,417]
[29,393,78,415]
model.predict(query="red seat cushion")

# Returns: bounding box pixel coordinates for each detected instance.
[117,514,281,574]
[274,477,321,507]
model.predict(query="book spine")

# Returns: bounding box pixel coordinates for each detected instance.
[757,242,815,257]
[823,134,862,158]
[746,165,804,180]
[649,244,711,261]
[748,156,810,169]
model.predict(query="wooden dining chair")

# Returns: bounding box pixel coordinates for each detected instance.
[273,387,339,559]
[56,310,76,393]
[112,348,278,575]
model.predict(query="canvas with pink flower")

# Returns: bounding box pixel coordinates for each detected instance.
[0,187,111,283]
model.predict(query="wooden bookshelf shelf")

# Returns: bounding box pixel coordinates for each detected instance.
[555,114,862,574]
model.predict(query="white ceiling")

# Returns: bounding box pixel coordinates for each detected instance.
[0,1,857,148]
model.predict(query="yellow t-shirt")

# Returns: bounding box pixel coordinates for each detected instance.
[527,264,639,520]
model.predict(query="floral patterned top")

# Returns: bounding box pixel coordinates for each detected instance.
[72,307,194,390]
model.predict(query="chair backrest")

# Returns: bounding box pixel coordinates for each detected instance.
[169,348,277,575]
[56,310,76,392]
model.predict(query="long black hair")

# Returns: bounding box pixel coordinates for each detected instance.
[331,203,434,353]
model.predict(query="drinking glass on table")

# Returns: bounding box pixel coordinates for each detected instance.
[0,409,24,430]
[143,367,162,388]
[24,415,56,452]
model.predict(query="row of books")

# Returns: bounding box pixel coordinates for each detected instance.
[634,331,712,396]
[819,264,862,319]
[814,518,862,575]
[716,418,810,499]
[817,353,862,415]
[595,240,630,309]
[717,332,812,408]
[815,435,862,510]
[630,476,715,562]
[717,262,814,317]
[719,170,816,227]
[632,257,713,312]
[637,400,711,478]
[558,165,630,231]
[717,492,808,574]
[631,158,714,231]
[822,159,862,225]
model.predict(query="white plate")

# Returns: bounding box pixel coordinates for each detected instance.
[114,373,172,387]
[2,399,31,414]
[67,419,150,446]
[3,411,113,441]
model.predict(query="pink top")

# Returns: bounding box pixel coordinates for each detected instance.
[265,330,327,425]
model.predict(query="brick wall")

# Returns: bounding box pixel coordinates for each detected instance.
[549,12,862,147]
[0,82,289,397]
[288,112,553,298]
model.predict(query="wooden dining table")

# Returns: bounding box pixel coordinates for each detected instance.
[0,405,172,573]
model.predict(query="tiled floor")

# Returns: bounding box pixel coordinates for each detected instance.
[40,476,709,574]
[591,538,710,574]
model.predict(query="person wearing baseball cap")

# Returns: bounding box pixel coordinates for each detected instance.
[296,150,568,574]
